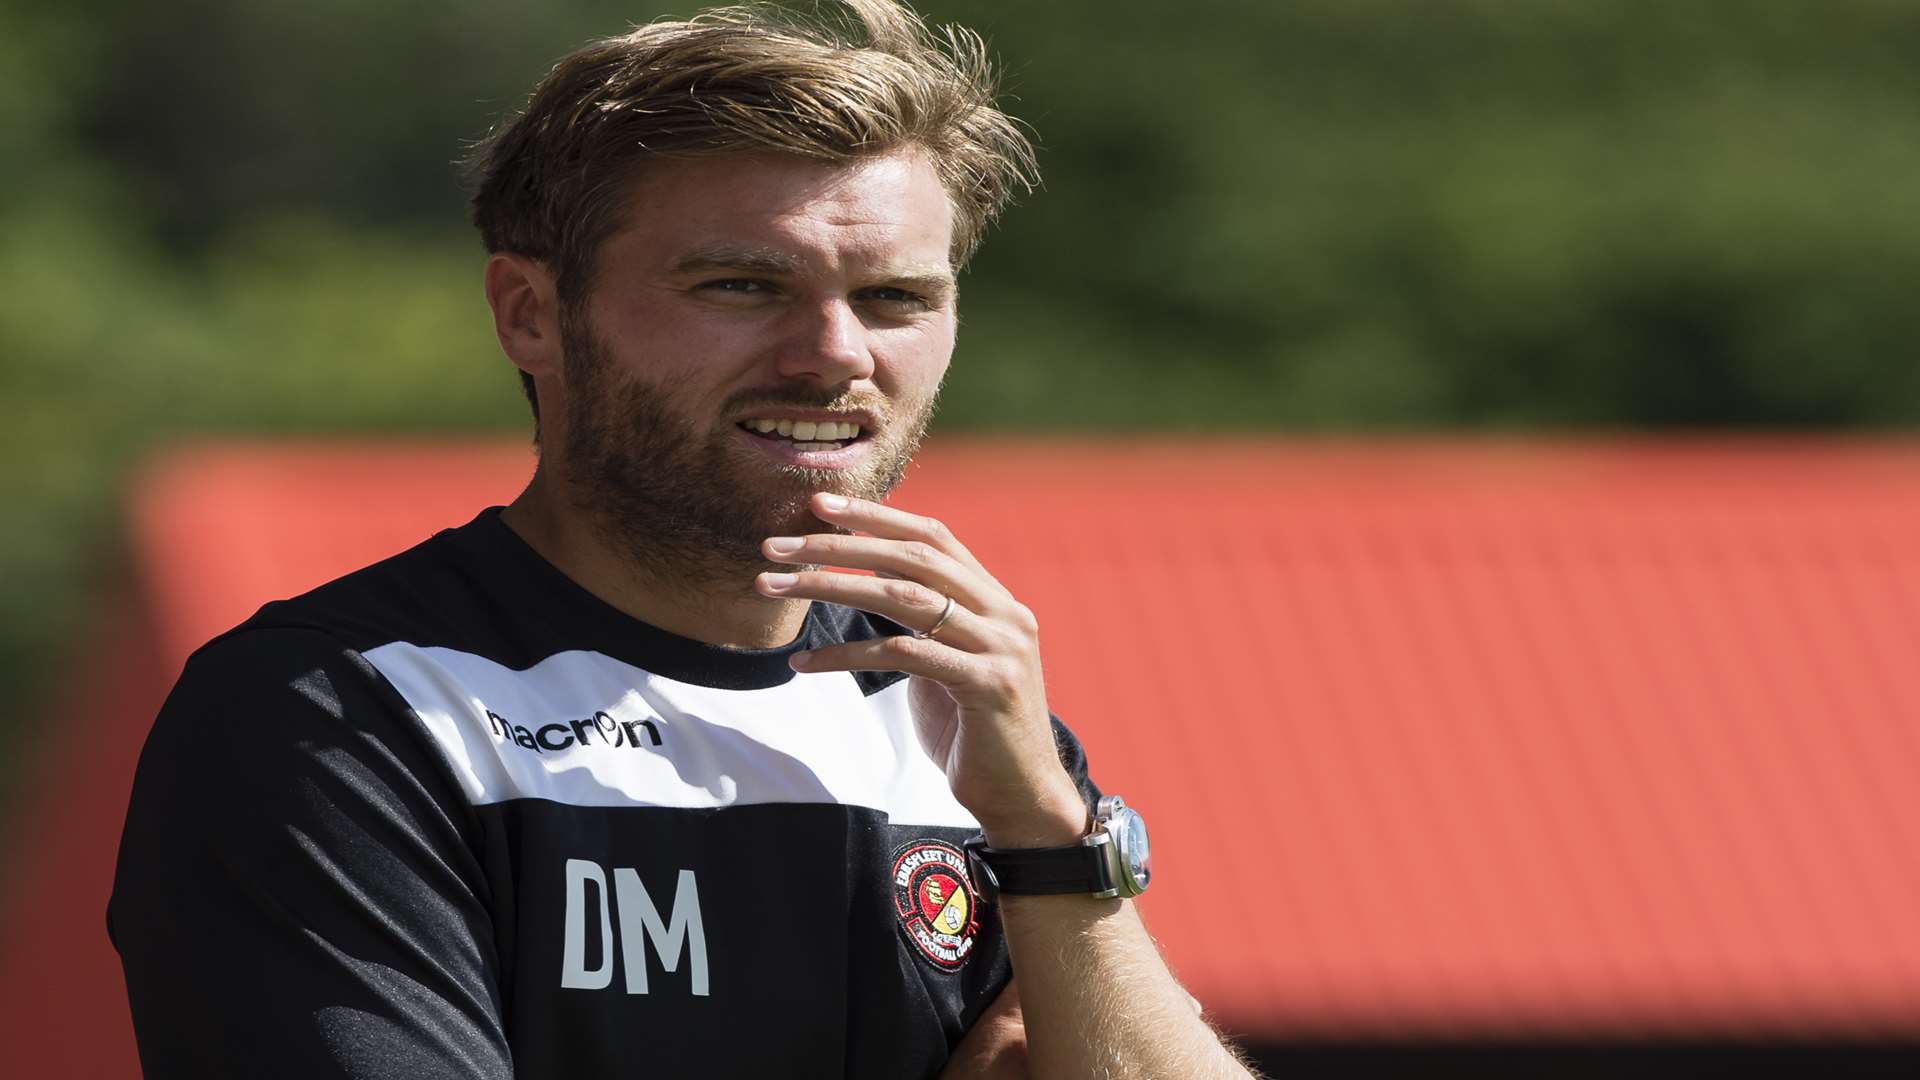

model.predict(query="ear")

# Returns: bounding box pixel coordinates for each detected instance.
[483,252,564,378]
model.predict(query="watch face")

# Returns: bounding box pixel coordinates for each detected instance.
[1114,808,1151,891]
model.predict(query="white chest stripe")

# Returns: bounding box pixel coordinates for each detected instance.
[362,642,978,827]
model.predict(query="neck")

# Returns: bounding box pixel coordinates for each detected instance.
[500,466,812,650]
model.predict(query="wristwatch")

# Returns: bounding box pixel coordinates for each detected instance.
[964,795,1152,901]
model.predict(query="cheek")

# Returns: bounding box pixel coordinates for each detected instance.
[875,323,955,395]
[593,309,748,385]
[593,288,735,353]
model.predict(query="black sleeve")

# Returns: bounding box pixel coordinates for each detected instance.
[109,628,513,1079]
[1050,713,1104,815]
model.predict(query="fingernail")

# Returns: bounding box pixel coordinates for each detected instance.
[761,572,798,592]
[790,650,812,668]
[817,494,849,511]
[765,536,804,555]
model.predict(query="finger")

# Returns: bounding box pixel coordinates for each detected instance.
[809,493,997,581]
[756,570,989,648]
[761,533,1007,614]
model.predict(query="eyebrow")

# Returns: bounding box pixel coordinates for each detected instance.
[669,244,805,276]
[669,243,959,301]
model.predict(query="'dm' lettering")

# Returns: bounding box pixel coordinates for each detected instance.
[560,858,709,996]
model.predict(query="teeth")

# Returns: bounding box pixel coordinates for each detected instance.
[792,442,838,451]
[740,418,866,441]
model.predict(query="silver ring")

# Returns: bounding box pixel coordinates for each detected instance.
[914,594,957,640]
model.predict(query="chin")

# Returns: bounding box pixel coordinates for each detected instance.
[758,465,895,529]
[760,487,852,540]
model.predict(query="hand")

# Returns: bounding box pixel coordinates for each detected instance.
[755,493,1086,847]
[938,981,1029,1079]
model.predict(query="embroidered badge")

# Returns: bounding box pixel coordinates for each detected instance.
[890,839,981,972]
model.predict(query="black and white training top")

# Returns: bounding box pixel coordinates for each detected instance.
[109,508,1099,1079]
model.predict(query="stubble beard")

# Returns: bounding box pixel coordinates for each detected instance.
[557,317,938,596]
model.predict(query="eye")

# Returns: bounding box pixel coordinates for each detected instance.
[860,286,932,310]
[699,278,770,294]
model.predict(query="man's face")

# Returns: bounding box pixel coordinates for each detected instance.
[551,149,958,579]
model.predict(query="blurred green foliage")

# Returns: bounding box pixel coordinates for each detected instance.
[5,0,1920,722]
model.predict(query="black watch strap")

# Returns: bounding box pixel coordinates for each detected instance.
[964,834,1109,898]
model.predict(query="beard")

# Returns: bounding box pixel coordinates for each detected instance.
[557,314,938,593]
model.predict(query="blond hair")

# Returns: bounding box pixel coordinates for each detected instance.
[465,0,1040,400]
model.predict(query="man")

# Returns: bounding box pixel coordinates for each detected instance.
[110,2,1255,1076]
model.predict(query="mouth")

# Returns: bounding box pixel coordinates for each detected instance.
[733,414,875,467]
[736,416,869,452]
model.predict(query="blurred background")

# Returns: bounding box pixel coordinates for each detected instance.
[6,0,1920,1073]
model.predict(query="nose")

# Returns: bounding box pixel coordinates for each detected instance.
[775,298,875,386]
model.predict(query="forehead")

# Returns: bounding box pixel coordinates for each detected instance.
[601,149,957,273]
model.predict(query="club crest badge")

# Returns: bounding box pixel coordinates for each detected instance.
[891,840,981,971]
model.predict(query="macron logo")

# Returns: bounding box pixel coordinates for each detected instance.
[486,708,662,754]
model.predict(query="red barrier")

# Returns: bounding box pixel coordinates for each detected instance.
[7,438,1920,1076]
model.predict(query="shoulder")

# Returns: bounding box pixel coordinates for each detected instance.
[147,511,508,821]
[146,625,450,810]
[121,624,484,916]
[154,512,479,753]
